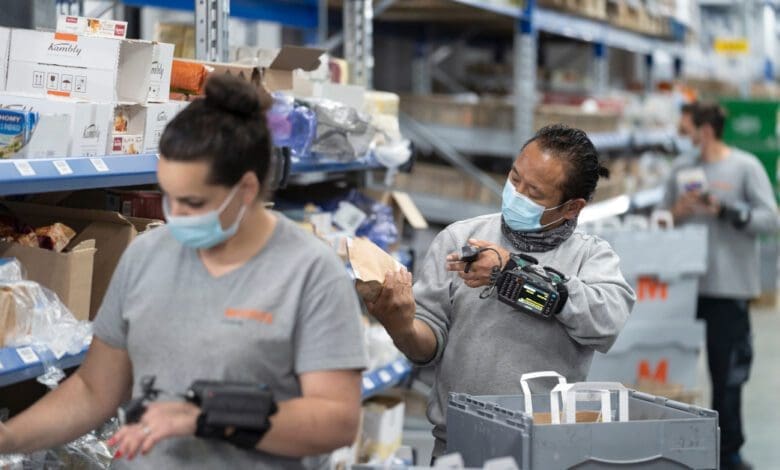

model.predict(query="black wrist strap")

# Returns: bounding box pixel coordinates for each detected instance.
[554,281,569,315]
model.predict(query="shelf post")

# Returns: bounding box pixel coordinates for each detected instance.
[195,0,229,62]
[344,0,374,88]
[514,0,537,152]
[593,42,608,95]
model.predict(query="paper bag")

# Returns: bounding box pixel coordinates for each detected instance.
[347,237,401,304]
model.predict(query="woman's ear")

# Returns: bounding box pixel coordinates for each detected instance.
[563,199,587,220]
[240,171,261,204]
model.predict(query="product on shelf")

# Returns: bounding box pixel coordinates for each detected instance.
[307,98,375,161]
[171,59,209,96]
[56,15,128,39]
[0,216,76,253]
[109,105,145,154]
[266,92,317,158]
[0,107,39,158]
[0,94,114,158]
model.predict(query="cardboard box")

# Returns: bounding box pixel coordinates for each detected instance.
[0,237,95,321]
[258,46,324,92]
[56,15,128,39]
[0,202,159,320]
[360,396,405,462]
[109,104,146,154]
[148,43,174,102]
[142,101,181,152]
[6,29,154,103]
[0,27,10,91]
[0,94,113,157]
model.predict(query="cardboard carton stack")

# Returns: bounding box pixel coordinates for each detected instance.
[0,15,182,159]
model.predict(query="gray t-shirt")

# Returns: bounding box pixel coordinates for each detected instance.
[660,147,779,297]
[93,214,368,469]
[413,214,635,454]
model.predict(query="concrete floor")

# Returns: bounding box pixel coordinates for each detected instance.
[738,307,780,468]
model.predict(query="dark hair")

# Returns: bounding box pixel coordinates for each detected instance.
[522,124,609,202]
[681,102,699,115]
[159,74,272,187]
[692,102,727,139]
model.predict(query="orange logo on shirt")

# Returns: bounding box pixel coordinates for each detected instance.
[225,308,274,324]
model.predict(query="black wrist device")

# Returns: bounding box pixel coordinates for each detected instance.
[491,253,568,319]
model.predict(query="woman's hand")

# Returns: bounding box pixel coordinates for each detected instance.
[109,401,200,460]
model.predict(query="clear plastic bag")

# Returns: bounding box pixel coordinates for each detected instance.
[2,280,91,358]
[0,258,24,282]
[307,98,376,161]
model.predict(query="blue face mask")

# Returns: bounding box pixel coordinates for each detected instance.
[164,185,247,249]
[501,180,567,232]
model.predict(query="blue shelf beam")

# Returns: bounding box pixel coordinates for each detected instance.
[0,154,383,197]
[121,0,319,29]
[362,357,412,399]
[0,344,88,388]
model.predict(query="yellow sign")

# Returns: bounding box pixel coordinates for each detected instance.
[714,38,750,55]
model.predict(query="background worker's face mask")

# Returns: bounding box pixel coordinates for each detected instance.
[164,185,247,249]
[501,180,568,232]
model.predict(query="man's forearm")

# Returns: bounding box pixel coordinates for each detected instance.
[390,319,438,364]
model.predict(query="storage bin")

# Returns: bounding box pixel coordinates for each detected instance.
[587,321,705,389]
[447,387,718,469]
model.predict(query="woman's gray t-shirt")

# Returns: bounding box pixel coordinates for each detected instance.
[93,214,368,469]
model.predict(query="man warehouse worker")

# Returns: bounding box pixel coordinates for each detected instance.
[367,124,636,459]
[661,103,779,470]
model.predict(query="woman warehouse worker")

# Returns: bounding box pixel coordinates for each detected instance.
[0,75,368,468]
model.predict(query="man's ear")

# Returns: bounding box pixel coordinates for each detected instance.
[564,198,588,220]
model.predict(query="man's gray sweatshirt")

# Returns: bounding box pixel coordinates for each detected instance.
[661,147,779,298]
[412,213,635,454]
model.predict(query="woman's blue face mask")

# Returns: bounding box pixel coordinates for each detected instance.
[163,185,247,249]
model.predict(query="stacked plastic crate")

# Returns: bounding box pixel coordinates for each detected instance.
[585,218,708,400]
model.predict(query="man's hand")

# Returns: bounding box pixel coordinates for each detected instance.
[108,401,200,460]
[671,191,702,221]
[446,239,509,289]
[365,269,416,337]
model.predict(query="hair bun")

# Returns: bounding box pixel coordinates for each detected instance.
[598,165,610,179]
[204,74,261,119]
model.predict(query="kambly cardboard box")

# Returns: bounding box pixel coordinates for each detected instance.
[143,102,182,153]
[148,43,174,102]
[6,29,153,103]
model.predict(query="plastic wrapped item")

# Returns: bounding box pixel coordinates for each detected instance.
[0,419,117,469]
[322,190,398,251]
[266,93,318,159]
[308,98,376,161]
[0,258,24,281]
[1,279,91,353]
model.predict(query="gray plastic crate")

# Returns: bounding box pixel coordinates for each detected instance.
[587,321,704,389]
[596,226,708,279]
[627,275,700,323]
[447,390,719,469]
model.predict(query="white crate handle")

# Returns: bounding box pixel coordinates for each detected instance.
[520,371,566,415]
[549,382,629,425]
[650,210,674,230]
